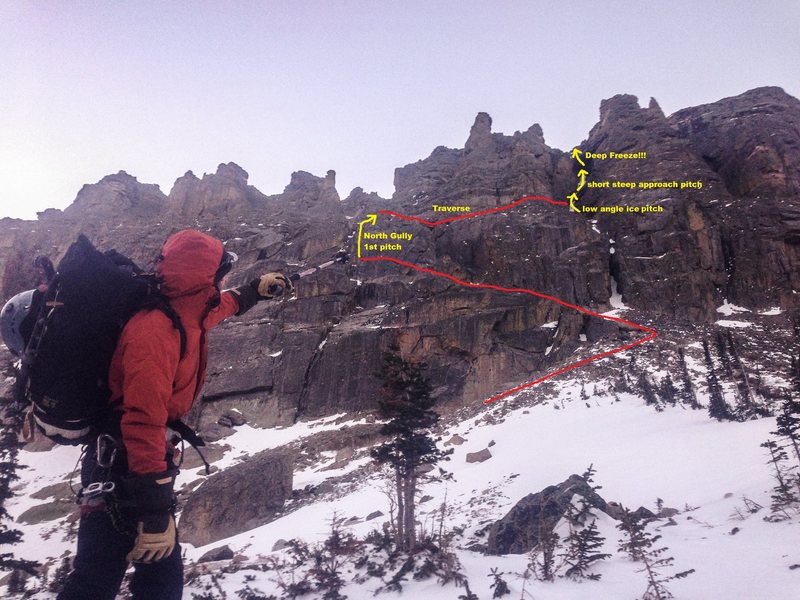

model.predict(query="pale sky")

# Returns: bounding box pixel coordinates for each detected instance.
[1,1,798,220]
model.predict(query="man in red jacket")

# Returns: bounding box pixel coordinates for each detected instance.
[59,230,291,600]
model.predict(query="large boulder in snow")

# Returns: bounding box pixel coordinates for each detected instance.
[486,474,607,555]
[179,448,294,547]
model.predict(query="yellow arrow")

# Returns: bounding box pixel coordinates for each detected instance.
[567,193,580,213]
[576,168,589,191]
[571,147,585,167]
[357,214,378,259]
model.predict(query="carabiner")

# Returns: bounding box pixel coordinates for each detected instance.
[95,434,118,469]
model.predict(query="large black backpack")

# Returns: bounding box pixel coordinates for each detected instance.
[13,235,185,445]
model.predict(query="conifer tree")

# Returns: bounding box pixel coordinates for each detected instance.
[0,397,39,578]
[702,340,734,421]
[582,463,600,490]
[616,507,650,562]
[616,507,694,599]
[659,374,678,407]
[677,347,700,409]
[725,332,764,418]
[487,568,510,598]
[774,395,800,471]
[371,350,449,553]
[638,373,660,409]
[760,439,799,511]
[530,528,559,582]
[715,332,734,379]
[580,383,589,404]
[562,514,609,581]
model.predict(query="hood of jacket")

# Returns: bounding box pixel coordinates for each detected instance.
[157,230,224,298]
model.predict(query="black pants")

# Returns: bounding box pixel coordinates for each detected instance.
[58,507,182,600]
[58,445,183,600]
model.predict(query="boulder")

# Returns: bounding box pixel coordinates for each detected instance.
[415,464,435,475]
[487,474,608,555]
[335,446,354,463]
[222,409,247,426]
[17,499,75,525]
[466,448,492,463]
[30,481,73,502]
[633,506,657,521]
[179,443,230,471]
[605,501,626,520]
[198,545,234,563]
[179,448,294,546]
[197,423,235,443]
[604,501,656,522]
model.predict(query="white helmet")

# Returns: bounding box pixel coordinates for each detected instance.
[1,289,36,357]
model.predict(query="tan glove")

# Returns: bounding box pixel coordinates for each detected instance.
[252,273,293,299]
[121,470,177,563]
[126,513,176,563]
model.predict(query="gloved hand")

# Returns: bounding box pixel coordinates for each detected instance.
[251,272,293,299]
[122,471,177,564]
[127,512,176,563]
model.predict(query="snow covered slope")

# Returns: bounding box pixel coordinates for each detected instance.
[4,380,799,599]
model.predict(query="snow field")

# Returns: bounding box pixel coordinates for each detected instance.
[183,385,797,599]
[5,384,800,599]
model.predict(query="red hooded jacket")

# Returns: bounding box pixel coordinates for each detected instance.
[107,230,242,474]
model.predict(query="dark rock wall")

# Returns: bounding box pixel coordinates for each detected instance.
[1,88,798,425]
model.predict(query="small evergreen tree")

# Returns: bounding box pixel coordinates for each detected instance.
[636,547,695,600]
[307,514,363,600]
[760,439,798,512]
[616,507,650,561]
[565,496,595,528]
[617,507,694,599]
[792,354,800,397]
[530,528,560,582]
[487,568,510,598]
[371,350,450,553]
[774,395,800,471]
[562,515,610,581]
[582,463,601,491]
[457,580,479,600]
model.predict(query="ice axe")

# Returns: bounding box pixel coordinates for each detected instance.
[268,250,350,296]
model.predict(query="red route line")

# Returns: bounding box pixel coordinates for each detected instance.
[378,195,568,227]
[361,196,657,405]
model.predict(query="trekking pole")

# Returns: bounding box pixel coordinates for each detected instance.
[268,250,350,296]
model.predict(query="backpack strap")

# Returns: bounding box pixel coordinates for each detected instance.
[160,303,187,360]
[141,296,187,359]
[167,419,210,474]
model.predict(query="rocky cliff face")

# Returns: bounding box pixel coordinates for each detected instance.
[579,87,800,320]
[1,87,797,428]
